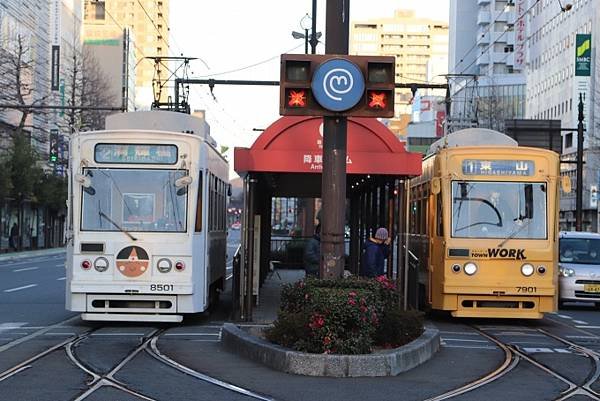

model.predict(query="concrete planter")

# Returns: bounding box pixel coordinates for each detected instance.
[221,323,440,377]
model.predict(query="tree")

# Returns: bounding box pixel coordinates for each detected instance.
[0,34,50,144]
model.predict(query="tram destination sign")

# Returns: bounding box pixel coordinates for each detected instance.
[95,143,178,164]
[462,159,534,176]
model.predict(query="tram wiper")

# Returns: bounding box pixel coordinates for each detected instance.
[99,211,138,241]
[497,218,531,248]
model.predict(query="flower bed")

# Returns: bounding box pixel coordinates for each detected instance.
[265,276,424,355]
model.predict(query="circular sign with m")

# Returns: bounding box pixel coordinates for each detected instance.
[311,58,365,112]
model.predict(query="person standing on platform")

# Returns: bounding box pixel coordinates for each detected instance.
[303,224,321,278]
[360,227,390,278]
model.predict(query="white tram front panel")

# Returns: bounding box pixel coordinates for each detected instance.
[66,129,226,322]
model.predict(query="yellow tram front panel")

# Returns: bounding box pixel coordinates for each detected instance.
[420,142,561,319]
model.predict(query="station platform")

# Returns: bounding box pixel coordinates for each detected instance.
[251,269,305,324]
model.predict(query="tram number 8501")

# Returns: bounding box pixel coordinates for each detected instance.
[516,286,537,293]
[150,284,174,292]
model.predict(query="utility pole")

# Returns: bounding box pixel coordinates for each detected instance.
[576,93,585,231]
[310,0,318,54]
[320,0,349,279]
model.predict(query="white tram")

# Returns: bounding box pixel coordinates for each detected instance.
[66,111,228,322]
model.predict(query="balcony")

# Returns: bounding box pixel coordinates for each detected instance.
[477,30,491,44]
[477,11,491,25]
[477,0,491,4]
[476,52,490,65]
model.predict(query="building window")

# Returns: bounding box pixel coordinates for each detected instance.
[565,132,573,148]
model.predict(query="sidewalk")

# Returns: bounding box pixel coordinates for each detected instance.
[0,247,66,263]
[252,269,305,324]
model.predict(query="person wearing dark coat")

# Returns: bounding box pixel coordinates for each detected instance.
[360,227,390,278]
[303,224,321,278]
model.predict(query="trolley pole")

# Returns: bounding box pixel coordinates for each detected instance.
[576,93,585,231]
[320,0,350,279]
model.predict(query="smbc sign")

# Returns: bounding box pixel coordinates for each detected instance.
[575,34,591,77]
[279,54,395,118]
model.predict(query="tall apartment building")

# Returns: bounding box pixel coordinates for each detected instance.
[83,0,170,109]
[448,0,526,132]
[526,0,598,230]
[350,10,449,137]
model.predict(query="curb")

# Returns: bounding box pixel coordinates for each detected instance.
[221,323,440,377]
[0,247,65,263]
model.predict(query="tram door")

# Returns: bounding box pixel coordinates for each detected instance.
[428,189,445,310]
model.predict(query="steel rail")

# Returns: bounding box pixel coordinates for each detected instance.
[423,328,519,401]
[147,335,276,401]
[474,326,600,401]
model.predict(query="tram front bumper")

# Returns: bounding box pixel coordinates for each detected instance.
[449,294,550,319]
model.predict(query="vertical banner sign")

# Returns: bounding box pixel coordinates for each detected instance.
[514,0,527,69]
[574,34,592,131]
[50,0,61,91]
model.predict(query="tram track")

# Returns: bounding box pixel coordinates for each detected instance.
[0,321,276,401]
[425,321,600,401]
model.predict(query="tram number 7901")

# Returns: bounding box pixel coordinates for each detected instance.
[516,286,537,293]
[150,284,174,292]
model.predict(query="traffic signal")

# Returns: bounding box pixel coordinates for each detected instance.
[280,54,395,118]
[49,131,59,162]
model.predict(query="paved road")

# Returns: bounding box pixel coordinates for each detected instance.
[6,240,600,400]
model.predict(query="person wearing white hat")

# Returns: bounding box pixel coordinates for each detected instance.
[360,227,390,278]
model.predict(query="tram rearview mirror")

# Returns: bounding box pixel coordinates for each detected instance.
[75,173,92,188]
[175,176,193,188]
[431,177,441,195]
[561,176,572,194]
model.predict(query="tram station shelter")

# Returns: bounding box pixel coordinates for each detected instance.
[233,116,422,320]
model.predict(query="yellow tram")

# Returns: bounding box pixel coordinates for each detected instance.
[409,128,568,318]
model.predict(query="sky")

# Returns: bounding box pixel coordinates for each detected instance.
[169,0,450,156]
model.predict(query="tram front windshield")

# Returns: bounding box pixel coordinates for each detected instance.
[81,168,188,233]
[451,181,547,239]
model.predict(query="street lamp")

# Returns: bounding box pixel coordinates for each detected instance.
[291,13,322,55]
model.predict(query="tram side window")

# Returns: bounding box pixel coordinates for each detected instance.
[195,172,203,232]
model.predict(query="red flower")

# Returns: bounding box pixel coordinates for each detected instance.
[360,305,368,313]
[348,291,357,297]
[323,336,331,345]
[309,313,325,329]
[348,298,357,306]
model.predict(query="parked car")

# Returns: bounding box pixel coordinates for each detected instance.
[558,231,600,308]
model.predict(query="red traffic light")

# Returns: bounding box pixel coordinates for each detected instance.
[368,91,387,109]
[287,89,307,108]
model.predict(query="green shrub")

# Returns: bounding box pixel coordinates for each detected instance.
[265,275,422,355]
[374,309,424,348]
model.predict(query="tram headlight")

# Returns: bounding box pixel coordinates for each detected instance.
[175,261,185,271]
[451,264,461,273]
[537,266,546,275]
[81,260,91,270]
[93,257,109,272]
[157,258,172,273]
[521,263,535,277]
[559,266,575,277]
[464,262,478,276]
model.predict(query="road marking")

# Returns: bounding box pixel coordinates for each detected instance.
[164,333,220,336]
[566,335,599,339]
[573,320,588,325]
[441,338,489,343]
[45,332,76,336]
[0,315,79,354]
[557,314,573,319]
[54,263,64,267]
[91,333,148,336]
[12,267,39,272]
[576,325,600,329]
[3,284,38,293]
[523,347,572,354]
[57,277,66,281]
[439,331,480,336]
[0,323,26,336]
[442,344,497,350]
[226,274,233,281]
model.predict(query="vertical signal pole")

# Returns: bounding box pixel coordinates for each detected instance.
[320,0,350,279]
[576,93,585,231]
[310,0,318,54]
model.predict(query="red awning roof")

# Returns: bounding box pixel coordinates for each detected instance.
[234,116,422,176]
